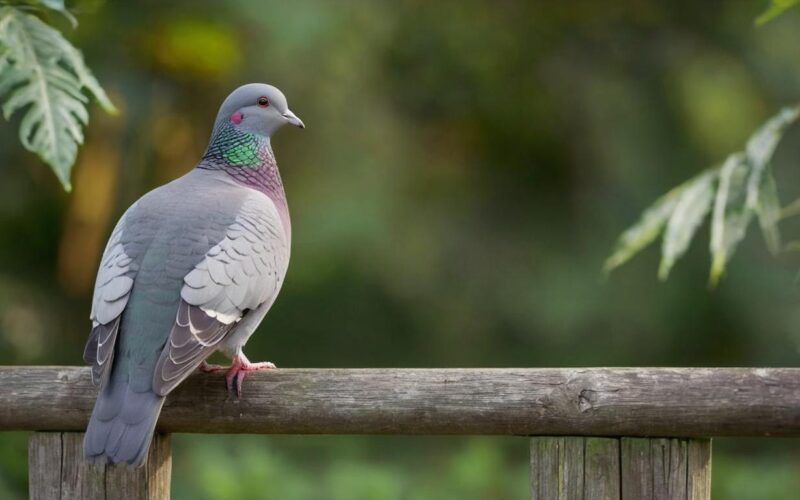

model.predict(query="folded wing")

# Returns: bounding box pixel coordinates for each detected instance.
[152,193,289,395]
[84,216,138,385]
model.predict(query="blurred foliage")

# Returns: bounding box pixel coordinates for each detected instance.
[171,435,528,500]
[0,0,798,498]
[757,0,800,25]
[141,19,241,80]
[605,106,799,285]
[0,1,114,190]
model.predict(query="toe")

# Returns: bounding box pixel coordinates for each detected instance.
[247,361,277,371]
[236,372,245,398]
[225,368,239,396]
[199,362,226,373]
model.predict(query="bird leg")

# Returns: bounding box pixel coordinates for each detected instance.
[224,353,276,398]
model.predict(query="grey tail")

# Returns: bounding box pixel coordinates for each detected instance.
[83,371,165,467]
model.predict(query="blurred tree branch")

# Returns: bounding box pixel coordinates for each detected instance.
[605,106,799,286]
[606,6,800,286]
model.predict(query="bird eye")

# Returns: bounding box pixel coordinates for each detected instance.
[257,96,270,107]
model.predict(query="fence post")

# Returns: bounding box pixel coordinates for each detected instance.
[530,437,712,500]
[29,432,172,500]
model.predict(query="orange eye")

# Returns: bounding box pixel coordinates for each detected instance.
[257,96,270,107]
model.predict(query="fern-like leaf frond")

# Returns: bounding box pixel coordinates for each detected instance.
[0,7,115,190]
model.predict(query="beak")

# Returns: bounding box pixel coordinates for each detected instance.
[282,109,305,129]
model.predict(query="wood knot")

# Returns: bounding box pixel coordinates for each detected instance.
[578,389,596,413]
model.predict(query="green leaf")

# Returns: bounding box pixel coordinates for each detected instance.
[603,185,684,274]
[756,167,782,255]
[12,1,78,28]
[709,153,750,286]
[745,105,800,211]
[756,0,800,25]
[658,171,716,280]
[38,0,66,9]
[606,104,800,282]
[0,7,116,190]
[33,1,77,27]
[60,42,116,114]
[777,196,800,221]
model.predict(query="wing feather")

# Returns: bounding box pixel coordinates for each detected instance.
[85,211,138,385]
[152,192,289,396]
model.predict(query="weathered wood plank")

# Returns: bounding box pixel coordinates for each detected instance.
[651,438,687,499]
[584,437,620,500]
[29,433,62,500]
[28,432,171,500]
[687,439,712,500]
[4,367,799,435]
[61,433,106,499]
[622,438,653,499]
[530,437,559,499]
[530,437,584,499]
[105,434,171,500]
[536,437,709,500]
[619,438,711,500]
[561,438,584,497]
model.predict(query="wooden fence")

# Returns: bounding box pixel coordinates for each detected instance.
[2,367,799,499]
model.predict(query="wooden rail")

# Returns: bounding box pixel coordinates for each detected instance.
[2,366,799,435]
[5,366,799,499]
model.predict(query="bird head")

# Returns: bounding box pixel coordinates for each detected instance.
[214,83,304,138]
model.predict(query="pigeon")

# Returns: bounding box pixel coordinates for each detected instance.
[83,83,304,466]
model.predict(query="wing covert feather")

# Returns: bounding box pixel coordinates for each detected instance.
[85,207,139,385]
[153,192,289,395]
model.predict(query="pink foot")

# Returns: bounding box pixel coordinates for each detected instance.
[224,354,276,398]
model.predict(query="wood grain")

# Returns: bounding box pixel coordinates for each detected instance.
[29,433,62,500]
[621,438,654,499]
[530,438,558,499]
[584,438,620,500]
[28,432,171,500]
[61,433,106,499]
[3,367,799,436]
[651,438,687,499]
[530,437,584,500]
[687,440,712,500]
[532,437,711,500]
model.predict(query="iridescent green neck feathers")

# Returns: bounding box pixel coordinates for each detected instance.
[203,122,272,168]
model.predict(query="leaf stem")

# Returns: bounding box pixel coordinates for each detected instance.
[778,197,800,221]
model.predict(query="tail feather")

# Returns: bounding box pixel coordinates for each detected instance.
[84,373,165,466]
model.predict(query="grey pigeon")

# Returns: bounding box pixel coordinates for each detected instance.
[83,83,304,466]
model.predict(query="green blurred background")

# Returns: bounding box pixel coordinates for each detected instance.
[1,0,799,498]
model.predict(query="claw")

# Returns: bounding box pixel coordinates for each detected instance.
[223,354,276,398]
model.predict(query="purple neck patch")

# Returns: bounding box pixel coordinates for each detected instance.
[199,121,291,236]
[229,111,243,125]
